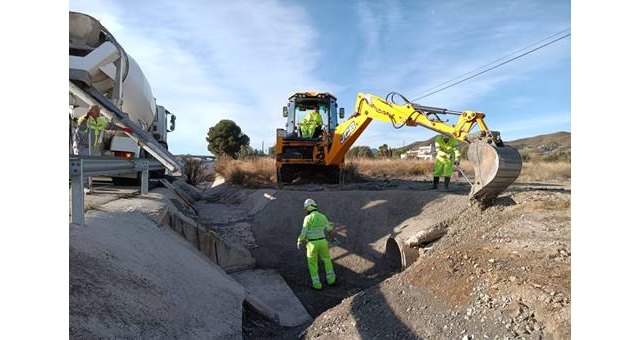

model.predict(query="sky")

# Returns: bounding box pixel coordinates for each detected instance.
[68,0,570,155]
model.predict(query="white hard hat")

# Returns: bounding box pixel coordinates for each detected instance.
[303,198,317,210]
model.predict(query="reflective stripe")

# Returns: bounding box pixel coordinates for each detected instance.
[435,136,460,162]
[298,211,331,241]
[78,115,111,147]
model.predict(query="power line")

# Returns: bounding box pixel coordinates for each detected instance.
[411,30,571,102]
[410,28,570,100]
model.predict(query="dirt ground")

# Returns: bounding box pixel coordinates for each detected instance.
[69,190,248,339]
[199,177,570,339]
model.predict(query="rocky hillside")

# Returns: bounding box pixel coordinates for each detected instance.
[507,131,571,161]
[393,131,571,161]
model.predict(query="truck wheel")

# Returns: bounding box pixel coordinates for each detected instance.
[277,166,293,184]
[326,166,341,184]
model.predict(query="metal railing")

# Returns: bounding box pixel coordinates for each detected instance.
[69,155,164,226]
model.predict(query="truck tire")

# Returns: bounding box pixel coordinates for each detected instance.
[277,166,293,184]
[326,166,341,184]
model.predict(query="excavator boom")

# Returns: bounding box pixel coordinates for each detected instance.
[326,92,522,203]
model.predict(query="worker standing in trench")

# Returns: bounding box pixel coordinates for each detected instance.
[297,199,336,290]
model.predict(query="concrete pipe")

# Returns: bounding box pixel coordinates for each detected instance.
[384,237,420,271]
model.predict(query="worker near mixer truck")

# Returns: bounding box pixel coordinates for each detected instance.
[300,108,323,139]
[73,105,133,192]
[73,105,134,155]
[297,198,336,290]
[431,134,461,191]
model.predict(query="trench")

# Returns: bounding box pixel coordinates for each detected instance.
[247,188,451,321]
[167,183,462,337]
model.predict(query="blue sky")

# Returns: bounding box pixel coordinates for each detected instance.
[69,0,570,155]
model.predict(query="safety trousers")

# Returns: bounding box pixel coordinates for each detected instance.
[306,239,335,289]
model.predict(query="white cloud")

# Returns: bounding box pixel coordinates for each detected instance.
[69,0,339,154]
[347,0,570,147]
[68,0,569,154]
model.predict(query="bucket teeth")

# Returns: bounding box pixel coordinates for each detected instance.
[467,142,522,203]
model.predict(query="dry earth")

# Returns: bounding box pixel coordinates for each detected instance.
[69,173,569,339]
[197,177,570,339]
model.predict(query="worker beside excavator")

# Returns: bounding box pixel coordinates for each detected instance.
[300,108,323,138]
[432,134,461,191]
[297,198,336,290]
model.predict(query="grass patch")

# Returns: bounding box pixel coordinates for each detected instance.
[215,157,275,188]
[180,156,216,186]
[347,158,474,178]
[211,157,570,187]
[516,161,571,183]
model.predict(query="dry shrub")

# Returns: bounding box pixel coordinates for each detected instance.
[341,161,360,181]
[215,157,275,188]
[347,158,474,178]
[517,161,571,183]
[180,156,216,186]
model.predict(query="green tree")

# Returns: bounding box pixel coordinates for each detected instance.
[346,146,374,159]
[378,144,392,158]
[206,120,250,159]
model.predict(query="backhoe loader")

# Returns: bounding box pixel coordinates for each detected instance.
[274,91,522,203]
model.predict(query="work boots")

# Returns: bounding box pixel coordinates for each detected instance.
[444,177,451,191]
[431,177,440,189]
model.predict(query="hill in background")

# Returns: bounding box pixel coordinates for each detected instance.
[392,131,571,162]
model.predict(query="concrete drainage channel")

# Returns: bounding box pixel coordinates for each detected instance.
[245,188,453,328]
[157,183,454,337]
[156,184,314,331]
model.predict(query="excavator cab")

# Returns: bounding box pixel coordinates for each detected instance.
[275,92,344,184]
[282,93,341,139]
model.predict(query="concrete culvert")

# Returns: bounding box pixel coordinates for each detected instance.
[384,237,402,271]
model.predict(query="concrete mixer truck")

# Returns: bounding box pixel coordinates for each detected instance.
[69,11,180,182]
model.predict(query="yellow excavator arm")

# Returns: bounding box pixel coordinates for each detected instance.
[326,92,522,203]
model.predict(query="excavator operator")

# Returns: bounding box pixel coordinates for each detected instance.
[300,107,323,139]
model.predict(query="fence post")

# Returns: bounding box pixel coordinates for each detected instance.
[70,159,85,226]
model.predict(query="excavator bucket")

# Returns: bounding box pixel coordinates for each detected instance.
[467,142,522,203]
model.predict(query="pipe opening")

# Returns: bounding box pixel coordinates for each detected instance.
[384,237,402,272]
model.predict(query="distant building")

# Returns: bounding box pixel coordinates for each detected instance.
[400,145,434,160]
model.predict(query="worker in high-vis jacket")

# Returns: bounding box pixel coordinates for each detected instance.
[297,198,336,290]
[73,105,133,155]
[300,108,323,139]
[73,105,133,193]
[431,134,461,191]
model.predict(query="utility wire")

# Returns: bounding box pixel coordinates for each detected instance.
[410,28,570,100]
[411,30,571,102]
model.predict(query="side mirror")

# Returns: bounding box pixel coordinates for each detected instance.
[283,106,288,118]
[169,114,176,132]
[339,107,345,119]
